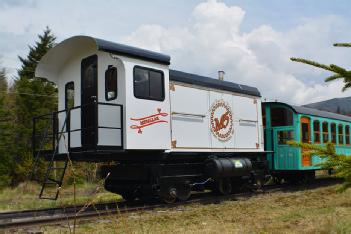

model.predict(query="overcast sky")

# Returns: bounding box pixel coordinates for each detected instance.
[1,0,351,104]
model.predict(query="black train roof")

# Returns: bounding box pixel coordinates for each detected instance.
[94,38,171,65]
[169,70,261,97]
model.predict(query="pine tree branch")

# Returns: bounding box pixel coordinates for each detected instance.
[290,57,334,72]
[334,43,351,47]
[325,74,343,82]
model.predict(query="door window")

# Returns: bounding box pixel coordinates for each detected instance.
[105,65,117,101]
[65,82,74,110]
[277,130,294,145]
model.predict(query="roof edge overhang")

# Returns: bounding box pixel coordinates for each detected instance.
[35,36,171,83]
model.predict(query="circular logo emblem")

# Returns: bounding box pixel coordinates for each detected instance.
[210,100,234,142]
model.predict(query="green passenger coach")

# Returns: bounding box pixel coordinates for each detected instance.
[263,102,351,179]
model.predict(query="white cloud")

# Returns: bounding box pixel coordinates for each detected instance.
[122,0,351,105]
[1,0,350,104]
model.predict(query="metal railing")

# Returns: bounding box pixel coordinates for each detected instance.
[33,102,123,156]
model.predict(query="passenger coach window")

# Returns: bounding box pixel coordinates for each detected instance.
[346,126,350,145]
[270,107,293,127]
[134,66,164,101]
[338,124,344,145]
[322,122,329,143]
[105,65,117,101]
[65,82,74,109]
[277,130,294,145]
[331,123,336,144]
[313,120,320,144]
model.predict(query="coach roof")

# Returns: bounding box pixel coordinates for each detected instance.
[35,36,170,82]
[170,70,261,97]
[265,102,351,122]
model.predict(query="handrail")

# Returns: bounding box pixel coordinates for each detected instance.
[33,102,124,155]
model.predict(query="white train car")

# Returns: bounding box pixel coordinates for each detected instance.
[34,36,268,202]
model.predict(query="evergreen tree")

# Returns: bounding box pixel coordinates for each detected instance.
[290,43,351,191]
[289,142,351,191]
[0,68,14,188]
[12,27,57,185]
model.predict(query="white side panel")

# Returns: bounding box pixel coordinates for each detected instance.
[56,49,95,153]
[96,53,126,148]
[234,121,259,149]
[232,96,259,149]
[98,105,122,146]
[209,91,235,148]
[124,59,171,150]
[70,108,81,148]
[171,85,210,148]
[98,129,122,146]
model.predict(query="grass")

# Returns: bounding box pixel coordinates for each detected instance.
[0,181,122,211]
[40,183,351,234]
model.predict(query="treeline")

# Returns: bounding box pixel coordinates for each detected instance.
[0,28,99,188]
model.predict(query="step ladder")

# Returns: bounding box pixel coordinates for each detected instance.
[32,113,70,200]
[30,115,54,182]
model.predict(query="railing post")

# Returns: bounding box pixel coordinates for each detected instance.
[68,109,71,151]
[94,101,98,151]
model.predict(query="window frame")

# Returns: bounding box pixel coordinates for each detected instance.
[133,65,165,102]
[65,81,75,110]
[346,125,350,145]
[331,123,337,144]
[313,120,320,144]
[338,124,344,145]
[322,121,329,144]
[270,107,294,127]
[105,65,118,101]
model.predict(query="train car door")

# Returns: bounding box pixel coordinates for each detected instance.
[273,128,296,169]
[300,117,311,166]
[81,55,98,149]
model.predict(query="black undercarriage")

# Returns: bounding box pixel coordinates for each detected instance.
[99,151,270,203]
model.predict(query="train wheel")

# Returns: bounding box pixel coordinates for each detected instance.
[161,188,177,204]
[217,178,232,195]
[176,183,191,201]
[121,191,136,202]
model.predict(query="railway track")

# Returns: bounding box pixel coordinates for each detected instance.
[0,178,340,230]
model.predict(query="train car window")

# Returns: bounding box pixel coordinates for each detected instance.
[331,123,336,144]
[262,106,266,128]
[65,82,74,109]
[105,65,117,101]
[338,124,344,145]
[313,120,320,144]
[322,122,329,143]
[277,130,294,145]
[346,126,350,145]
[270,107,293,127]
[301,121,310,143]
[133,66,165,101]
